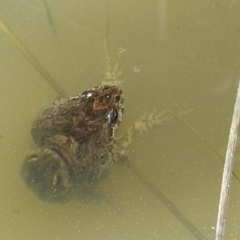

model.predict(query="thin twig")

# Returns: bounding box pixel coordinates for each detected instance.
[0,17,67,97]
[126,162,208,240]
[215,80,240,239]
[168,110,240,182]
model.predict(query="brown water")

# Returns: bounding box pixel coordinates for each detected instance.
[1,0,240,239]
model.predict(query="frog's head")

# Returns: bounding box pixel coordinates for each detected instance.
[81,85,124,129]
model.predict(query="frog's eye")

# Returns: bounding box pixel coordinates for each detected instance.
[112,111,118,122]
[107,111,118,124]
[81,90,93,99]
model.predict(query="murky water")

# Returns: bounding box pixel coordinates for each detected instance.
[1,0,240,239]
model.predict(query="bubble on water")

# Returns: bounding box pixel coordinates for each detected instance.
[132,66,140,73]
[118,48,126,54]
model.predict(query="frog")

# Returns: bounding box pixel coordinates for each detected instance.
[21,85,124,202]
[21,39,192,203]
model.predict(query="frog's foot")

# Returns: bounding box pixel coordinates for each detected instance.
[21,147,74,202]
[121,110,168,148]
[92,144,127,179]
[101,38,125,86]
[121,109,194,148]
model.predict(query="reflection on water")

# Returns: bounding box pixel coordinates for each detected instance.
[1,0,240,239]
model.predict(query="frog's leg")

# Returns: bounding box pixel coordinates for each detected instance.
[21,147,73,202]
[101,38,125,86]
[21,134,79,202]
[121,108,194,148]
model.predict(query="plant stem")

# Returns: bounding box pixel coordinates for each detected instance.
[0,17,67,97]
[215,80,240,239]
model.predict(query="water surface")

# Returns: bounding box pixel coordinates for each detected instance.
[0,0,240,239]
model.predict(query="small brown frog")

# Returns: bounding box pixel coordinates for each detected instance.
[21,85,124,202]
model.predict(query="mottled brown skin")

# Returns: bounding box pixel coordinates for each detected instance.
[21,85,124,202]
